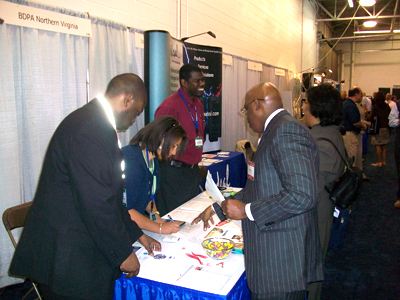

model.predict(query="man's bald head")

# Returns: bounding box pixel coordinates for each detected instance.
[244,82,283,133]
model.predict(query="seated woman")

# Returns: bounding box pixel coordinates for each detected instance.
[122,115,188,234]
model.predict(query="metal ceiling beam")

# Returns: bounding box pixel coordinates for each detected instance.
[317,15,400,21]
[390,0,399,31]
[315,0,334,19]
[318,33,400,42]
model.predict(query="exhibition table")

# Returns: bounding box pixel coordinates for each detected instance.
[200,152,247,188]
[113,190,250,300]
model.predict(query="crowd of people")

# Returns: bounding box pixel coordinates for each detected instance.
[7,64,400,300]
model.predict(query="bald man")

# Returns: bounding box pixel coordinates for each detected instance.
[10,74,161,300]
[193,82,323,300]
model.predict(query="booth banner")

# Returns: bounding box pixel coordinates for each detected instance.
[144,30,222,152]
[0,1,92,37]
[183,42,223,151]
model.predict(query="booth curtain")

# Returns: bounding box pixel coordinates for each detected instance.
[89,17,145,146]
[0,0,88,288]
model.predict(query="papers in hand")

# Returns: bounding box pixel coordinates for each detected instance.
[205,171,224,205]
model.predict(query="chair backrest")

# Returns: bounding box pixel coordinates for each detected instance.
[2,202,33,248]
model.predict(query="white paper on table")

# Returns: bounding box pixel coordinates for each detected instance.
[205,171,224,205]
[179,200,213,212]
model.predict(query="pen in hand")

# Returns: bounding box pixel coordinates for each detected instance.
[168,215,175,223]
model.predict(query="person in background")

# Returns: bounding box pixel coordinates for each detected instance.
[342,87,369,181]
[341,90,347,100]
[369,92,391,167]
[389,99,400,208]
[122,116,188,234]
[386,93,395,110]
[193,82,322,300]
[302,84,346,300]
[154,64,206,216]
[9,73,161,300]
[392,95,398,102]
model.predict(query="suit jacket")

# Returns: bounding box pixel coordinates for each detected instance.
[10,99,143,299]
[235,110,323,294]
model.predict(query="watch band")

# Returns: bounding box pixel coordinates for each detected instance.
[212,202,227,221]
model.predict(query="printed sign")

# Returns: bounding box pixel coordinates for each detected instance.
[0,1,92,37]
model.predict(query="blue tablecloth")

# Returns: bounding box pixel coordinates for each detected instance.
[201,152,247,188]
[113,271,250,300]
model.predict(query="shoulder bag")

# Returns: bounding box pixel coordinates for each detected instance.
[317,137,363,209]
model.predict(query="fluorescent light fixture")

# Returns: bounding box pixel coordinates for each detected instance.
[359,0,376,6]
[348,0,354,8]
[363,20,377,27]
[354,30,391,34]
[394,30,400,33]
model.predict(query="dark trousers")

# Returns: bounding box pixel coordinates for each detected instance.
[38,284,101,300]
[394,140,400,198]
[251,290,306,300]
[156,161,200,216]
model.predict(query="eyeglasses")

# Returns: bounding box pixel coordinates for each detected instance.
[240,98,266,115]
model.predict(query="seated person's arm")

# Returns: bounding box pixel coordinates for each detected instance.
[128,208,180,234]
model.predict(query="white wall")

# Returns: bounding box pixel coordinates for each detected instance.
[34,0,318,74]
[336,40,400,96]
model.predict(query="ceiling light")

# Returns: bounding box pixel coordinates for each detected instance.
[394,30,400,33]
[359,0,376,6]
[348,0,354,8]
[354,30,391,34]
[363,20,377,27]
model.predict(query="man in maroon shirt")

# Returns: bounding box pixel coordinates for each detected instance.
[154,64,206,216]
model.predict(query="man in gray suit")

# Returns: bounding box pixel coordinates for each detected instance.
[193,82,323,300]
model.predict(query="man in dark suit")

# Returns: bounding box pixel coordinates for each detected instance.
[193,82,323,300]
[9,73,161,300]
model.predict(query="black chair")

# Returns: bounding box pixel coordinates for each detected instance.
[2,202,42,300]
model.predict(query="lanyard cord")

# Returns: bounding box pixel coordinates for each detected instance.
[143,149,156,210]
[178,90,199,135]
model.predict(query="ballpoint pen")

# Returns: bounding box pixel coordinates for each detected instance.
[168,215,175,222]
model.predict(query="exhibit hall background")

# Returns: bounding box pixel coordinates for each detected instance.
[0,0,320,288]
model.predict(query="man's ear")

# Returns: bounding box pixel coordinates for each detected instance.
[180,79,188,88]
[124,94,134,107]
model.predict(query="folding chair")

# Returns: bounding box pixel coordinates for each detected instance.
[2,202,42,300]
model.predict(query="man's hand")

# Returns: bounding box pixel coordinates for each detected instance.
[138,233,162,256]
[221,199,246,220]
[120,251,140,278]
[191,205,215,231]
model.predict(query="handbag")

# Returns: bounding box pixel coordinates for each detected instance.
[317,138,363,209]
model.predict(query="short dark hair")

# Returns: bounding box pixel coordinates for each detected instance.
[105,73,146,100]
[129,116,188,161]
[179,64,202,83]
[348,87,362,97]
[306,84,343,126]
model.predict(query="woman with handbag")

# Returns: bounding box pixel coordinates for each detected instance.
[369,91,391,167]
[302,84,346,300]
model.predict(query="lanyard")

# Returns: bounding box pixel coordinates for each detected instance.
[178,90,199,135]
[143,149,156,207]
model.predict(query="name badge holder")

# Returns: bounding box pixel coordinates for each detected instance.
[247,161,255,181]
[144,149,157,222]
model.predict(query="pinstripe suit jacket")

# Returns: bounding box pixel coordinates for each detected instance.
[236,110,323,294]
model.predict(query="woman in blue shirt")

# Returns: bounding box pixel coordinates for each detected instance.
[122,116,188,234]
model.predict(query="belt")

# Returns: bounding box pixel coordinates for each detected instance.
[170,160,198,169]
